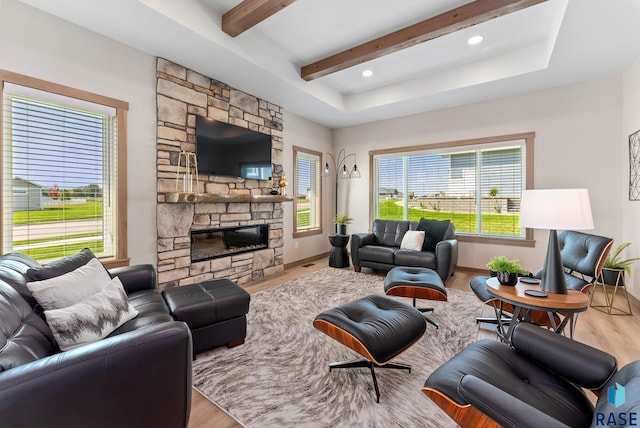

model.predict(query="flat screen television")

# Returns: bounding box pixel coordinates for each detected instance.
[195,116,272,180]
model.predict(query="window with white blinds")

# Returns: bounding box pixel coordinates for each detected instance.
[373,134,533,239]
[1,72,128,264]
[293,146,322,237]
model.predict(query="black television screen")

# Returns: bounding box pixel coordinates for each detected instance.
[195,116,272,180]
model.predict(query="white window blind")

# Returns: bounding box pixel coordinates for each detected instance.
[2,84,117,262]
[373,137,528,238]
[375,156,405,219]
[293,146,322,236]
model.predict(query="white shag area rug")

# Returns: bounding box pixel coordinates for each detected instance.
[192,267,480,427]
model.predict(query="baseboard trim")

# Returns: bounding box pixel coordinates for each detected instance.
[455,266,489,275]
[284,252,330,270]
[284,260,486,276]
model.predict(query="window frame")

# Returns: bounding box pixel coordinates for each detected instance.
[292,145,323,238]
[0,69,129,268]
[369,132,535,247]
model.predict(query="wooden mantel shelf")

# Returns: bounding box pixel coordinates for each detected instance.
[164,192,293,203]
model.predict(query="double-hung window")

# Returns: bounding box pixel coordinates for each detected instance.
[293,146,322,237]
[1,70,128,265]
[372,133,533,242]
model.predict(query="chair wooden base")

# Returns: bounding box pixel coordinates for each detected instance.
[422,387,500,428]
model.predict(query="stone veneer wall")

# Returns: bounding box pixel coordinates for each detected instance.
[155,58,285,289]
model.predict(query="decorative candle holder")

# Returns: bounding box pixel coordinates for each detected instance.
[278,175,287,195]
[175,151,199,193]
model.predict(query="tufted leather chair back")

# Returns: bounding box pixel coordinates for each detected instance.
[558,230,613,282]
[0,280,54,372]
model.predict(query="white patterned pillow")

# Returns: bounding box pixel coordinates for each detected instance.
[44,277,138,351]
[26,257,112,310]
[400,230,426,251]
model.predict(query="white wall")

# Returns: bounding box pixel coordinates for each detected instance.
[0,0,336,269]
[622,56,640,298]
[282,112,334,264]
[0,0,157,265]
[334,77,623,275]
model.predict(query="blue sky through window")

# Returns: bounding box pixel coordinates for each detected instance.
[9,96,107,190]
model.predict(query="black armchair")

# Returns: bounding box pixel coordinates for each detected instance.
[423,322,640,428]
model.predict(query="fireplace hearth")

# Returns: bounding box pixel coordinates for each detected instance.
[191,224,269,262]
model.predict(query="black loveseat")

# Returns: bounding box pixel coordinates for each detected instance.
[351,219,458,281]
[0,252,192,428]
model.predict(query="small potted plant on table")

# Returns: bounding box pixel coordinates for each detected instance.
[487,256,523,286]
[334,213,353,235]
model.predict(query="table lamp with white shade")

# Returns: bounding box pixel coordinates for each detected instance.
[519,189,594,295]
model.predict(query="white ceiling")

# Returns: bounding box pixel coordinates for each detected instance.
[16,0,640,128]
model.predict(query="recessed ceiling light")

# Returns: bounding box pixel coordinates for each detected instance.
[468,35,484,45]
[362,70,373,77]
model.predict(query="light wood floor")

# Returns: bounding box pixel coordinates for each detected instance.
[187,259,640,428]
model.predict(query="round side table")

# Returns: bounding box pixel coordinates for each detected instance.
[328,234,350,268]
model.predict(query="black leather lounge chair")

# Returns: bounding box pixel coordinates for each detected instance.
[470,230,613,329]
[423,322,640,428]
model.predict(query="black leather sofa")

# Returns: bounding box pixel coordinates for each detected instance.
[350,219,458,281]
[0,252,193,428]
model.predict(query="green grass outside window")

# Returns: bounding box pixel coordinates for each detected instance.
[378,199,522,236]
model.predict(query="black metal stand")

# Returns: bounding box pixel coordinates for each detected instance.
[329,359,411,403]
[412,298,439,329]
[475,300,512,325]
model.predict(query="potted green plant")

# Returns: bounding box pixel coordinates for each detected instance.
[487,255,523,286]
[334,213,353,235]
[602,242,640,286]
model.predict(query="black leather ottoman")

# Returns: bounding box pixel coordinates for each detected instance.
[162,279,250,355]
[313,294,427,402]
[384,266,447,329]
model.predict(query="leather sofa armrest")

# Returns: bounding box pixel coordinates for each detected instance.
[0,321,192,428]
[458,375,569,428]
[434,238,458,281]
[350,233,375,267]
[109,264,157,294]
[511,322,617,390]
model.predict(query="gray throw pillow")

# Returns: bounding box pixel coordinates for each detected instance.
[44,277,138,351]
[26,248,96,281]
[26,258,112,311]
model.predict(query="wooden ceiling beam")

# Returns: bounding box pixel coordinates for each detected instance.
[300,0,548,81]
[222,0,296,37]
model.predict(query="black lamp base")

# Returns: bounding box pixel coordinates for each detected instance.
[540,229,568,294]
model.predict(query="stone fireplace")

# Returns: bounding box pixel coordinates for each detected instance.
[155,58,287,289]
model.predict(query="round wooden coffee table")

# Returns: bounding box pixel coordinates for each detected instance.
[485,277,589,343]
